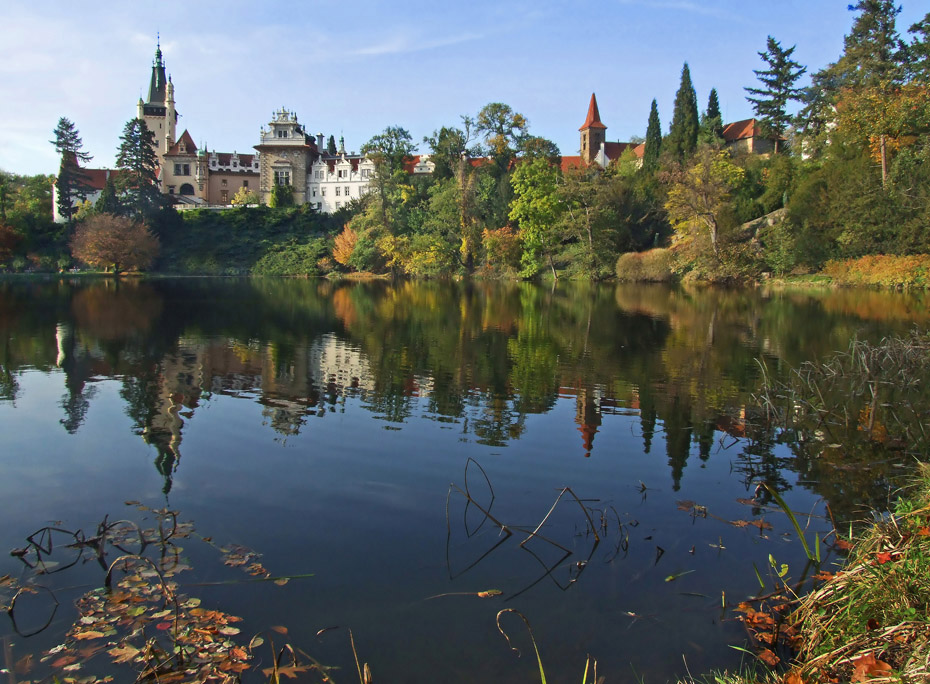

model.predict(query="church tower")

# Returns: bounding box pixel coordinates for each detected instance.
[579,93,607,165]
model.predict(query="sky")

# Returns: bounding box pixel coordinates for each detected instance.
[1,1,927,176]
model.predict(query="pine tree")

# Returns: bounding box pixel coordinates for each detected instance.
[94,176,120,215]
[745,37,807,153]
[907,12,930,82]
[835,0,907,88]
[643,99,662,172]
[667,63,700,162]
[699,88,724,145]
[51,117,92,223]
[327,135,337,155]
[115,118,163,220]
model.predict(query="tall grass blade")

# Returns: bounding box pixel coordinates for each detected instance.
[763,483,816,562]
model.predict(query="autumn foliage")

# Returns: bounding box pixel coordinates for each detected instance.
[332,225,357,267]
[823,254,930,288]
[70,213,159,273]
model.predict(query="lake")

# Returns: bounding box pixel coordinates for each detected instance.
[1,277,928,682]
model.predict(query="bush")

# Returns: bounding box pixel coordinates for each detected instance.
[252,238,330,276]
[822,254,930,289]
[615,248,673,282]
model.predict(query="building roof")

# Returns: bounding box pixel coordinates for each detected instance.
[722,118,761,142]
[560,155,586,172]
[579,93,607,131]
[604,141,645,160]
[76,168,125,191]
[166,130,198,156]
[213,151,257,167]
[147,43,168,105]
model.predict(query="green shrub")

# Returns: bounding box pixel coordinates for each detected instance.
[252,238,329,276]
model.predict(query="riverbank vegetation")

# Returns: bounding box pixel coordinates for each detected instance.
[1,3,928,282]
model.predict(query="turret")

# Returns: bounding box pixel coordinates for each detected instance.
[137,97,144,120]
[165,76,176,152]
[338,135,345,155]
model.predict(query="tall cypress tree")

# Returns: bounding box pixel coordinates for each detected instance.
[667,63,700,162]
[643,99,662,172]
[115,118,163,220]
[327,135,337,155]
[51,117,92,222]
[700,88,724,144]
[745,37,807,153]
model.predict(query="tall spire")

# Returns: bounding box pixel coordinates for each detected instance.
[579,93,607,131]
[147,36,167,104]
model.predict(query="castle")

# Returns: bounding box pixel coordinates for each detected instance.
[51,43,771,222]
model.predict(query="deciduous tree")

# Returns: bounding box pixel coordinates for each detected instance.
[665,148,745,256]
[333,225,358,267]
[509,157,562,279]
[70,214,160,273]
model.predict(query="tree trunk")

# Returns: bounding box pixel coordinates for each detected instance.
[880,134,887,188]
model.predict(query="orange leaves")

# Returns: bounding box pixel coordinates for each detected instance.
[851,653,893,682]
[332,225,358,266]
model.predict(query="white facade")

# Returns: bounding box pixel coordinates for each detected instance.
[306,155,376,213]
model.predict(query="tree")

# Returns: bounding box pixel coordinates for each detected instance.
[909,12,930,81]
[332,225,358,267]
[51,117,93,223]
[517,136,560,164]
[230,186,260,205]
[424,123,480,179]
[361,126,417,235]
[0,222,22,265]
[476,102,528,171]
[667,63,700,162]
[665,148,745,256]
[699,88,725,145]
[115,119,163,220]
[745,37,807,153]
[70,214,159,273]
[269,183,294,208]
[509,157,563,278]
[327,135,337,155]
[835,0,908,89]
[95,176,121,215]
[643,99,663,172]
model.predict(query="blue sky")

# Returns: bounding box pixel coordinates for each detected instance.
[1,1,926,176]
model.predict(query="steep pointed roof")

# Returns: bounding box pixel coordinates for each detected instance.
[579,93,607,131]
[147,40,168,105]
[166,130,198,156]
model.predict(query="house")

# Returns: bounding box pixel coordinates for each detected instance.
[52,167,125,223]
[722,118,779,155]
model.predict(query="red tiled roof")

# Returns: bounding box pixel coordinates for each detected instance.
[79,168,125,191]
[604,141,645,160]
[579,93,607,131]
[214,151,256,167]
[560,155,586,172]
[721,118,759,142]
[166,130,198,156]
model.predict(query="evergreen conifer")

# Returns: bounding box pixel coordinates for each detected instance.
[643,99,662,172]
[327,135,337,155]
[745,37,807,153]
[51,117,92,223]
[115,118,163,220]
[667,63,700,162]
[699,88,724,145]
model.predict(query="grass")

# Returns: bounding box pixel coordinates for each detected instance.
[785,463,930,683]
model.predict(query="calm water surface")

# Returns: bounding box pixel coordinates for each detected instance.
[1,278,928,682]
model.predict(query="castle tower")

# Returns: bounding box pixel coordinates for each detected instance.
[253,108,316,206]
[579,93,607,165]
[139,38,178,167]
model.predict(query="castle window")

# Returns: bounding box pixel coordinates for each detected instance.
[174,163,190,176]
[321,187,326,196]
[336,202,341,209]
[338,169,347,178]
[221,190,229,203]
[335,187,341,196]
[344,186,350,196]
[312,188,317,197]
[274,170,290,186]
[243,180,249,187]
[221,179,228,187]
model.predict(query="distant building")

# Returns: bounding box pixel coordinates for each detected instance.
[721,118,779,155]
[51,167,124,223]
[561,93,645,172]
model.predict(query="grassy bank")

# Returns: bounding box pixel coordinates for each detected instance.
[681,333,930,684]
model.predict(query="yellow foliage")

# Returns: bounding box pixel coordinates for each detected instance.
[332,226,357,267]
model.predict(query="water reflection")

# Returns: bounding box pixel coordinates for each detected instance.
[1,278,927,510]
